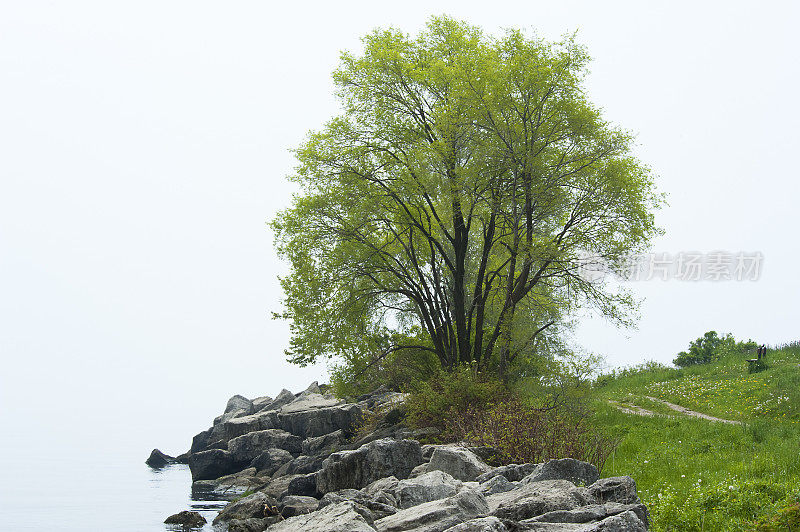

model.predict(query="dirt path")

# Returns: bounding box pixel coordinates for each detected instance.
[607,400,657,417]
[643,396,742,425]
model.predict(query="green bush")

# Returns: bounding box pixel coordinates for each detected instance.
[673,331,758,367]
[403,364,508,437]
[330,345,440,398]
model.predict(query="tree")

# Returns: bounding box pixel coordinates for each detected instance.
[272,17,661,381]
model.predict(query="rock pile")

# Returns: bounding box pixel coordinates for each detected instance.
[162,383,649,531]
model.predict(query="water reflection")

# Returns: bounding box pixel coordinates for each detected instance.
[148,463,229,531]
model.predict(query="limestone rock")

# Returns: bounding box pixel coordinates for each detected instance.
[427,447,493,482]
[213,491,277,524]
[249,448,293,475]
[164,510,206,527]
[188,449,236,481]
[487,479,590,521]
[227,429,303,465]
[266,501,377,532]
[374,488,489,532]
[279,494,320,518]
[520,459,600,487]
[317,438,424,493]
[587,476,641,505]
[225,394,254,415]
[146,448,174,468]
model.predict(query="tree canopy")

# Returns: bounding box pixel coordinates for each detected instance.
[272,17,661,381]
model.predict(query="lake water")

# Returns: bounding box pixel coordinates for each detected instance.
[0,431,228,531]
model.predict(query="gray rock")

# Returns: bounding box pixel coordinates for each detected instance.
[317,438,424,493]
[213,491,277,524]
[273,454,325,477]
[521,459,599,487]
[524,502,649,528]
[303,429,346,456]
[225,394,254,415]
[191,467,263,497]
[374,488,489,532]
[389,470,463,509]
[266,501,377,532]
[279,494,320,518]
[477,463,538,483]
[228,429,303,465]
[443,516,508,531]
[318,489,398,520]
[222,411,281,440]
[256,388,295,413]
[190,428,212,453]
[146,448,174,468]
[280,403,363,438]
[261,474,302,500]
[487,479,590,521]
[587,477,641,505]
[251,395,274,412]
[164,510,206,527]
[249,448,293,475]
[188,449,236,481]
[287,472,320,497]
[586,510,647,531]
[479,475,517,496]
[427,447,493,482]
[226,516,282,532]
[281,392,342,414]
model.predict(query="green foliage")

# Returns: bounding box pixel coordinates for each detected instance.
[459,399,618,470]
[329,341,440,398]
[272,15,662,380]
[673,331,757,367]
[403,364,508,434]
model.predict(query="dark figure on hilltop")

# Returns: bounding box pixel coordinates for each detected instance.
[757,345,767,360]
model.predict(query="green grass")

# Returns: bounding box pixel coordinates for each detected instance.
[590,343,800,531]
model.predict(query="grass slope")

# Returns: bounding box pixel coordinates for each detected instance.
[591,343,800,531]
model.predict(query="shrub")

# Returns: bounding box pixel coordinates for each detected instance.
[456,399,619,470]
[673,331,759,368]
[403,364,508,437]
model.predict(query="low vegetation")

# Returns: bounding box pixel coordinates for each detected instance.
[594,340,800,531]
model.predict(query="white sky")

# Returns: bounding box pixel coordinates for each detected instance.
[1,1,799,453]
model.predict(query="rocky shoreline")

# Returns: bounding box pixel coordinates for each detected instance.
[151,383,649,531]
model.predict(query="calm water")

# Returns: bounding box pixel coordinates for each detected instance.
[0,436,227,530]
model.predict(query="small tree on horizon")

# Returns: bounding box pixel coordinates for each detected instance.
[272,16,661,383]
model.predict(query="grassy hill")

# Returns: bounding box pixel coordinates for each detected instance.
[589,342,800,531]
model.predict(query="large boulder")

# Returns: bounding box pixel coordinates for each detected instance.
[212,491,278,524]
[478,475,517,496]
[587,476,641,505]
[249,447,293,474]
[389,470,464,509]
[227,429,303,465]
[164,510,207,527]
[279,495,320,518]
[374,489,489,532]
[487,479,590,521]
[188,449,236,481]
[256,388,295,413]
[303,429,347,456]
[225,394,254,415]
[266,501,377,532]
[476,463,538,484]
[426,447,493,482]
[523,501,649,529]
[520,459,600,487]
[222,411,281,440]
[280,403,363,438]
[145,448,174,468]
[251,395,273,412]
[317,438,424,494]
[281,392,341,413]
[191,467,263,498]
